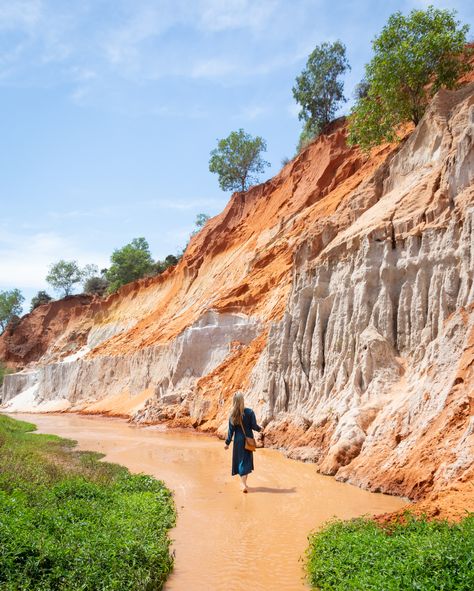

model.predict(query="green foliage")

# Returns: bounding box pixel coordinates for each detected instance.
[30,290,53,311]
[296,120,319,154]
[0,415,175,591]
[195,213,210,230]
[46,260,84,297]
[83,276,109,296]
[190,213,211,239]
[209,128,270,192]
[348,6,471,150]
[307,514,474,590]
[0,289,24,333]
[152,254,179,275]
[106,237,154,293]
[293,40,350,138]
[81,263,99,283]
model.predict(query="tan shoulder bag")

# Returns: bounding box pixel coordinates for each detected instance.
[239,414,257,452]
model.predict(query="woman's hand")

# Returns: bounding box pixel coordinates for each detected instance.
[224,444,229,450]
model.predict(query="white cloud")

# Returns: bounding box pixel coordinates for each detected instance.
[140,198,223,211]
[198,0,278,32]
[240,104,268,120]
[0,0,42,31]
[191,58,237,79]
[0,226,108,290]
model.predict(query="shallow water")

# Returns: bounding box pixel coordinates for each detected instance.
[14,413,406,590]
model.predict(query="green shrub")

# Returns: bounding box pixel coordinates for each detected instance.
[0,415,175,590]
[307,513,474,590]
[348,7,471,150]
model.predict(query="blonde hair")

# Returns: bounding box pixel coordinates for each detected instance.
[230,391,245,425]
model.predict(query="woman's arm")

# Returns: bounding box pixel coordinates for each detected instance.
[225,419,234,446]
[250,410,262,432]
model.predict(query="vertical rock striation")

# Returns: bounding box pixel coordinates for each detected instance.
[251,83,474,499]
[1,81,473,510]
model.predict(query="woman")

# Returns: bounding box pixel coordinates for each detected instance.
[224,391,262,492]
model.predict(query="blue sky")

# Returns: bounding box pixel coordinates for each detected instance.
[0,0,472,311]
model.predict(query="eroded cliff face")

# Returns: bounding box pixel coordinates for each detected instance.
[2,81,473,515]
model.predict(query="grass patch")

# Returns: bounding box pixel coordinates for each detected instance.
[307,513,474,591]
[0,414,176,590]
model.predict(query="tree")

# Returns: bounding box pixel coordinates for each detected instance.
[0,289,24,333]
[152,254,180,275]
[348,7,471,150]
[293,40,350,140]
[190,213,211,238]
[209,129,270,192]
[46,260,84,296]
[296,120,318,153]
[30,290,53,311]
[83,276,109,296]
[106,237,154,292]
[195,213,210,230]
[81,264,99,283]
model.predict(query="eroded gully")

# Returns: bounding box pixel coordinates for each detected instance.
[14,413,406,590]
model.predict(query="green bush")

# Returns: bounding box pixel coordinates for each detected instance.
[0,415,175,590]
[307,514,474,590]
[348,7,471,150]
[106,237,155,293]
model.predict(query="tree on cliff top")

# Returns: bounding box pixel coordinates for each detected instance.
[106,237,154,293]
[30,290,53,311]
[293,40,350,150]
[209,129,270,192]
[0,289,24,333]
[348,6,471,151]
[46,260,84,297]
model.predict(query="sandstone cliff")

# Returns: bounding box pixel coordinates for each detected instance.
[2,80,473,517]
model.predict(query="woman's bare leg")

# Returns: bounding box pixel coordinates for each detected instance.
[240,474,248,492]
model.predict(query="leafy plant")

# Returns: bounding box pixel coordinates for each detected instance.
[348,7,471,150]
[0,289,24,333]
[83,275,109,296]
[307,514,474,590]
[293,40,350,142]
[0,415,175,591]
[106,237,154,293]
[46,260,84,297]
[209,128,270,192]
[152,254,180,275]
[190,212,211,238]
[30,290,53,311]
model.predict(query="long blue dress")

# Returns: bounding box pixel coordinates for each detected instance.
[225,407,262,476]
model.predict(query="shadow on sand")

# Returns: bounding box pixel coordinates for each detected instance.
[248,486,297,494]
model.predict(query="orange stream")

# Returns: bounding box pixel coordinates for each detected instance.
[15,413,406,590]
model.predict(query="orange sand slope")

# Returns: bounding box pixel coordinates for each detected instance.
[1,74,473,520]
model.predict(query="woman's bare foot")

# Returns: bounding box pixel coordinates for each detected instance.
[240,475,248,492]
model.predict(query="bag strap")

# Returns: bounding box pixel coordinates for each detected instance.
[238,413,246,437]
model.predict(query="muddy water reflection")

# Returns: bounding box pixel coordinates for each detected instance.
[16,413,406,590]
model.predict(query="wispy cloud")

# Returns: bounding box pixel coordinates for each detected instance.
[0,0,326,107]
[140,198,224,211]
[198,0,279,33]
[0,0,42,30]
[240,104,269,120]
[0,225,108,289]
[191,58,237,80]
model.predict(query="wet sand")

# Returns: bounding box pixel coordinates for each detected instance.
[14,413,406,590]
